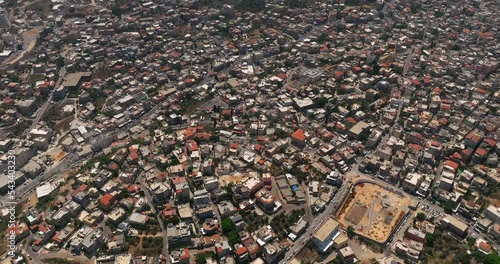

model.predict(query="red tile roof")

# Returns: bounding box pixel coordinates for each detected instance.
[184,127,196,139]
[187,140,199,152]
[129,152,139,160]
[100,193,114,206]
[291,128,306,141]
[445,160,459,170]
[475,148,487,156]
[409,143,423,152]
[254,144,264,151]
[236,246,248,256]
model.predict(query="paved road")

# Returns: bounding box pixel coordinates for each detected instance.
[24,240,92,264]
[25,67,66,136]
[138,177,170,264]
[0,28,40,68]
[279,32,423,260]
[279,180,352,264]
[0,153,79,209]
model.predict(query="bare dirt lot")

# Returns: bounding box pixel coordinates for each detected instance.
[337,182,412,244]
[297,246,319,264]
[219,174,248,186]
[47,148,69,162]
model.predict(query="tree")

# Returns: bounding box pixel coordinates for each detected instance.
[416,212,426,221]
[328,254,343,264]
[227,231,240,246]
[56,57,65,68]
[442,201,454,214]
[221,217,234,234]
[483,253,500,264]
[235,0,265,12]
[466,237,476,248]
[196,253,208,264]
[284,0,307,8]
[347,225,355,238]
[195,252,216,264]
[425,234,436,247]
[315,97,329,108]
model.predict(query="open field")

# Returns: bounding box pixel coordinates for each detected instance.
[297,245,319,264]
[46,148,68,162]
[337,182,411,244]
[219,174,248,186]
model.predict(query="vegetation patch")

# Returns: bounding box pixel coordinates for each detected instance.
[269,209,305,240]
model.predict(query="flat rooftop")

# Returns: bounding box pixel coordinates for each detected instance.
[314,218,339,242]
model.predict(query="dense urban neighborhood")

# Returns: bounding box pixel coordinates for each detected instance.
[0,0,499,264]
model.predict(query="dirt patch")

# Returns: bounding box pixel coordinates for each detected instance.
[337,182,412,244]
[54,116,74,134]
[485,197,500,207]
[345,203,368,225]
[219,174,248,186]
[21,192,39,211]
[26,0,52,18]
[0,241,6,256]
[25,29,39,38]
[45,148,68,162]
[297,246,319,263]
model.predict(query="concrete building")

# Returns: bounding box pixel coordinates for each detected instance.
[0,8,11,28]
[312,218,340,253]
[339,246,357,264]
[150,182,172,203]
[288,217,308,241]
[406,228,426,243]
[21,160,44,179]
[167,222,191,247]
[402,173,423,193]
[484,205,500,224]
[348,121,370,140]
[441,215,468,238]
[291,128,306,149]
[255,189,278,214]
[62,72,92,90]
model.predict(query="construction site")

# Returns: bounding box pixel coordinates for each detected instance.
[337,182,412,244]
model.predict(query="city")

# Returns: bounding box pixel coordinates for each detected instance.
[0,0,499,264]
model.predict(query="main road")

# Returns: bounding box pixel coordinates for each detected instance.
[279,178,353,263]
[138,177,170,264]
[25,66,66,137]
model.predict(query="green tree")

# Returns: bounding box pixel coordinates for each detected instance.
[315,97,329,108]
[195,252,216,264]
[284,0,307,8]
[235,0,265,12]
[425,234,436,247]
[221,217,234,234]
[347,225,355,238]
[416,212,426,221]
[56,57,65,68]
[483,253,500,264]
[227,231,240,246]
[196,253,208,264]
[466,237,476,248]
